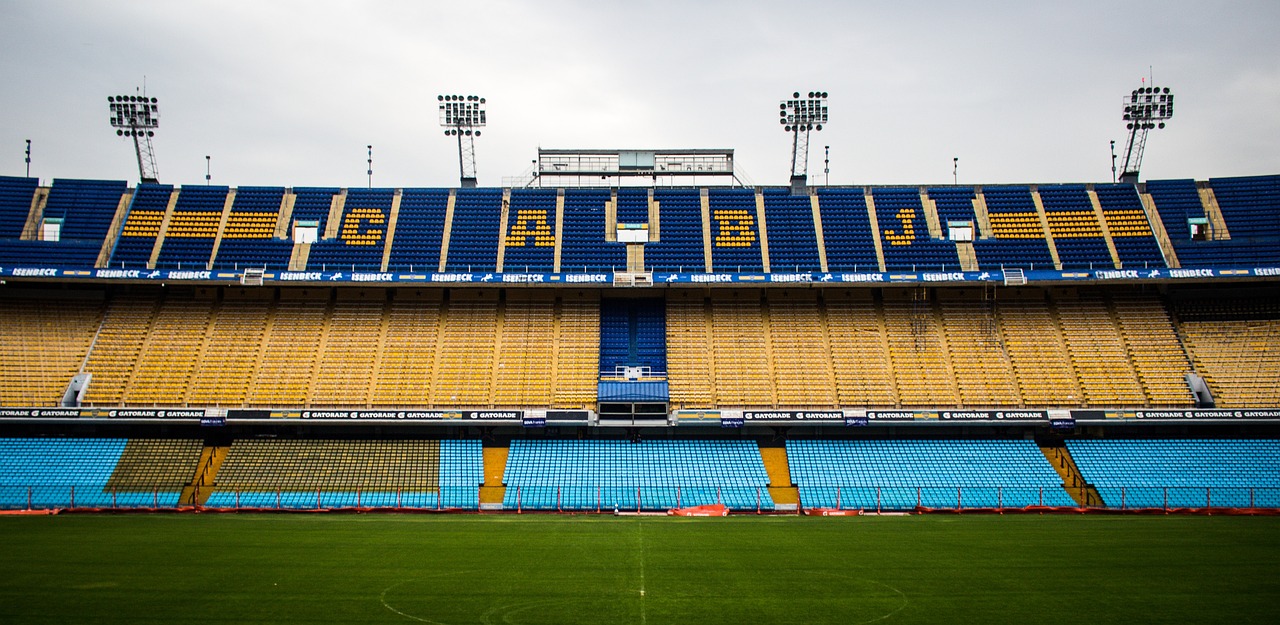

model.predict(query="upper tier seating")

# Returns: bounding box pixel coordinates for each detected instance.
[708,188,763,272]
[1038,184,1112,268]
[1146,178,1280,267]
[872,187,959,270]
[762,189,821,272]
[212,186,292,269]
[308,188,394,270]
[1067,439,1280,508]
[1092,183,1165,268]
[22,178,128,267]
[646,189,705,271]
[502,439,773,511]
[972,185,1055,269]
[560,189,625,272]
[446,188,503,271]
[387,188,449,271]
[503,189,557,271]
[615,187,649,224]
[109,183,173,268]
[0,176,38,238]
[787,439,1075,510]
[153,185,228,268]
[816,188,879,271]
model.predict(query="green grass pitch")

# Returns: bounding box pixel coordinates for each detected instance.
[1,514,1278,624]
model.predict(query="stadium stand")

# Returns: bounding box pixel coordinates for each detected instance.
[0,176,37,238]
[600,297,667,374]
[645,189,705,271]
[972,185,1056,269]
[108,183,173,268]
[708,187,763,272]
[1038,184,1113,268]
[2,173,1280,516]
[615,187,649,224]
[0,438,200,509]
[212,186,291,270]
[761,188,821,272]
[1174,292,1280,407]
[1092,183,1166,268]
[0,292,102,407]
[445,188,503,271]
[872,187,960,270]
[307,187,393,270]
[560,188,624,272]
[816,187,879,270]
[824,290,898,406]
[501,440,773,511]
[387,188,449,271]
[371,290,442,406]
[787,439,1077,510]
[503,188,556,272]
[152,185,228,268]
[203,439,481,509]
[1067,439,1280,508]
[186,294,270,406]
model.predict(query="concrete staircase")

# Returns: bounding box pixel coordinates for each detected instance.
[479,444,509,510]
[759,445,799,511]
[182,443,230,506]
[1039,442,1102,507]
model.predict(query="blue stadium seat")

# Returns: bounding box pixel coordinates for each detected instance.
[816,188,879,271]
[502,440,773,511]
[1066,439,1280,509]
[645,189,705,271]
[872,187,959,270]
[560,188,624,272]
[762,188,821,271]
[787,439,1075,510]
[212,186,292,270]
[307,188,394,270]
[708,188,763,272]
[388,188,449,271]
[445,188,503,271]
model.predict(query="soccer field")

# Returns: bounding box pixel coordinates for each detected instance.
[0,513,1277,624]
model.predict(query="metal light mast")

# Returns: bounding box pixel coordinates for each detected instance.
[108,91,161,183]
[439,94,486,188]
[1118,85,1174,184]
[780,90,827,192]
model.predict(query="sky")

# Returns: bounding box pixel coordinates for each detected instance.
[2,0,1278,188]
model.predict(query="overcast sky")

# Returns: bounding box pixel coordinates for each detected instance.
[2,0,1278,188]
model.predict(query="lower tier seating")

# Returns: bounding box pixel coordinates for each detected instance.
[204,439,481,509]
[502,440,773,511]
[0,438,201,509]
[787,439,1075,510]
[1066,439,1280,508]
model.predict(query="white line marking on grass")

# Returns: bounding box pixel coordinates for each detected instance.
[379,572,478,625]
[380,580,449,624]
[637,520,647,625]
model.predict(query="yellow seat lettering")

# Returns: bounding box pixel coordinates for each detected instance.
[506,209,554,247]
[884,208,916,246]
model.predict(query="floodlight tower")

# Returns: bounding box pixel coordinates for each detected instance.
[779,90,827,192]
[439,94,486,188]
[108,91,161,183]
[1118,85,1174,184]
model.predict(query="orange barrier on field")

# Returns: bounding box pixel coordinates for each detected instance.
[668,504,729,517]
